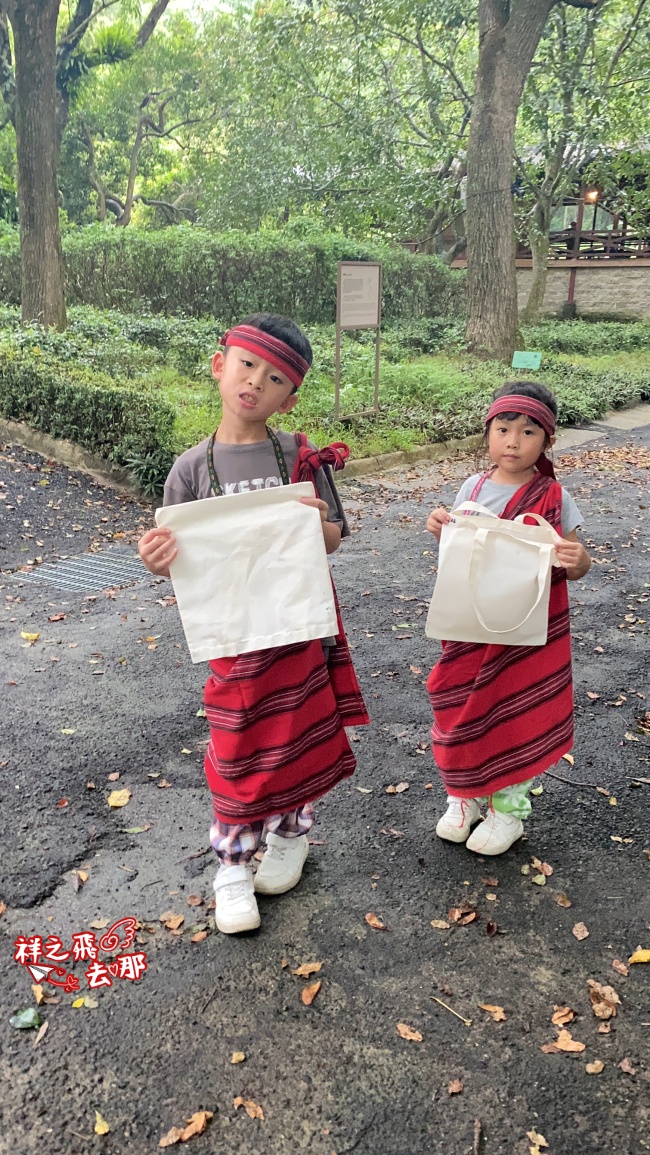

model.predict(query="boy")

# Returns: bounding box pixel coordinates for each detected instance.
[138,313,368,934]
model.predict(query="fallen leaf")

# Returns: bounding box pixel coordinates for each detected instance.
[447,1078,463,1094]
[32,1020,49,1049]
[572,922,590,941]
[397,1022,423,1042]
[0,902,6,917]
[107,788,131,808]
[530,785,544,796]
[526,1133,548,1149]
[107,772,120,782]
[56,798,69,809]
[609,797,617,806]
[562,753,575,766]
[541,1028,586,1053]
[618,1058,636,1075]
[628,948,650,964]
[292,961,323,976]
[385,782,409,794]
[72,997,85,1008]
[179,1111,213,1140]
[482,877,499,887]
[187,895,203,907]
[598,1022,611,1034]
[486,920,499,938]
[159,1126,184,1147]
[365,912,388,931]
[448,905,478,926]
[158,779,173,789]
[230,1052,245,1064]
[60,728,76,735]
[552,1005,575,1026]
[94,1111,110,1136]
[554,893,572,908]
[587,979,620,1020]
[159,911,184,931]
[10,1008,41,1029]
[624,732,640,742]
[409,665,422,675]
[48,613,66,622]
[32,984,45,1005]
[531,874,547,886]
[90,918,110,929]
[431,919,450,930]
[191,931,207,943]
[478,1003,506,1022]
[612,959,628,977]
[20,631,40,643]
[302,981,321,1006]
[521,864,531,875]
[233,1097,264,1120]
[586,1060,605,1075]
[121,826,149,834]
[586,691,600,700]
[84,996,99,1009]
[356,786,372,793]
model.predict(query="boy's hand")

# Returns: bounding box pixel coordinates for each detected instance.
[138,526,178,578]
[426,507,451,542]
[300,495,341,555]
[300,495,329,523]
[554,538,591,580]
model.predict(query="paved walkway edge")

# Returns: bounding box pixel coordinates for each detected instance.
[3,403,649,496]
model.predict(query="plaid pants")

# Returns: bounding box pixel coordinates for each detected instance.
[210,800,315,866]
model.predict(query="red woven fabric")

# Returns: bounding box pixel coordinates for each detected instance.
[427,472,573,798]
[204,595,369,823]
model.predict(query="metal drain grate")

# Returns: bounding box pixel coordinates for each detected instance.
[10,550,149,592]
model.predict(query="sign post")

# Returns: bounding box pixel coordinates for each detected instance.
[511,350,542,371]
[335,261,382,420]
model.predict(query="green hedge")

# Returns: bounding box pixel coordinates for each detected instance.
[0,225,465,323]
[0,346,176,482]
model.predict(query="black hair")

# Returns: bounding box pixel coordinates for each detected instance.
[476,379,557,467]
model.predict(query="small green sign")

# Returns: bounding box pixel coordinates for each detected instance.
[512,350,542,370]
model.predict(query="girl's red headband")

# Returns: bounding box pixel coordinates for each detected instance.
[485,394,557,478]
[220,324,310,389]
[485,395,556,436]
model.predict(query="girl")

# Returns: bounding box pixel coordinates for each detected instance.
[425,382,591,855]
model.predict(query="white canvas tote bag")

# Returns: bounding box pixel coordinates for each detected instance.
[425,501,564,647]
[155,482,337,662]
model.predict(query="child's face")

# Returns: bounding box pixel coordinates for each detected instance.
[212,346,298,424]
[488,413,552,475]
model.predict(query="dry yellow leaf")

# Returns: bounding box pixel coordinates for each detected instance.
[72,997,85,1008]
[612,959,628,977]
[187,895,203,907]
[447,1078,463,1094]
[179,1111,213,1140]
[396,1022,423,1042]
[94,1111,110,1136]
[554,893,572,908]
[230,1052,246,1064]
[365,912,387,930]
[190,931,207,943]
[628,948,650,964]
[159,911,185,931]
[159,1126,184,1147]
[478,1003,506,1022]
[431,919,450,930]
[90,918,110,929]
[531,874,546,886]
[233,1097,264,1120]
[107,788,131,808]
[32,984,44,1005]
[292,961,323,977]
[526,1133,548,1148]
[562,753,575,766]
[586,1060,605,1075]
[301,981,322,1006]
[551,1005,575,1026]
[541,1029,586,1054]
[20,631,40,643]
[572,922,589,941]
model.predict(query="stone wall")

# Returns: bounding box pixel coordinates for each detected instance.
[516,261,650,319]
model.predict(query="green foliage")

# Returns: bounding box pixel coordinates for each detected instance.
[0,225,465,323]
[522,319,650,356]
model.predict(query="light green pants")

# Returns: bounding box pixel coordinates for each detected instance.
[486,779,534,820]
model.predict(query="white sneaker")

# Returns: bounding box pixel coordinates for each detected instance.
[465,810,524,856]
[436,797,481,843]
[253,833,309,895]
[213,864,260,934]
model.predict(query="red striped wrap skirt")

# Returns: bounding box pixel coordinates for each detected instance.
[204,595,369,823]
[427,474,574,798]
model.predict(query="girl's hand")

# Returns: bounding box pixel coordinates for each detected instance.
[138,526,178,578]
[426,507,451,542]
[554,537,591,580]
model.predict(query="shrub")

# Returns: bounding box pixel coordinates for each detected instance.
[0,346,175,475]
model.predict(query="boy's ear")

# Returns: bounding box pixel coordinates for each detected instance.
[549,434,557,448]
[211,350,224,379]
[276,393,298,415]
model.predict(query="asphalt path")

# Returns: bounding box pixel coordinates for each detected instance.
[0,426,648,1155]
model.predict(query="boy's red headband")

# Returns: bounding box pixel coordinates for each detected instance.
[485,395,557,478]
[485,395,556,436]
[220,324,310,389]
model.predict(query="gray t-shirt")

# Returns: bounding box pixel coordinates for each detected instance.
[164,430,347,535]
[452,474,583,536]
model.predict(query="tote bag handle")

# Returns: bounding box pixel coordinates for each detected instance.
[467,529,554,635]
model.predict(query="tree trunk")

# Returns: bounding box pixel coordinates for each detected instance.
[519,196,552,323]
[465,0,554,360]
[9,0,66,328]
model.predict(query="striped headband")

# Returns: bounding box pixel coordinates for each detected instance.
[220,324,310,389]
[485,395,556,436]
